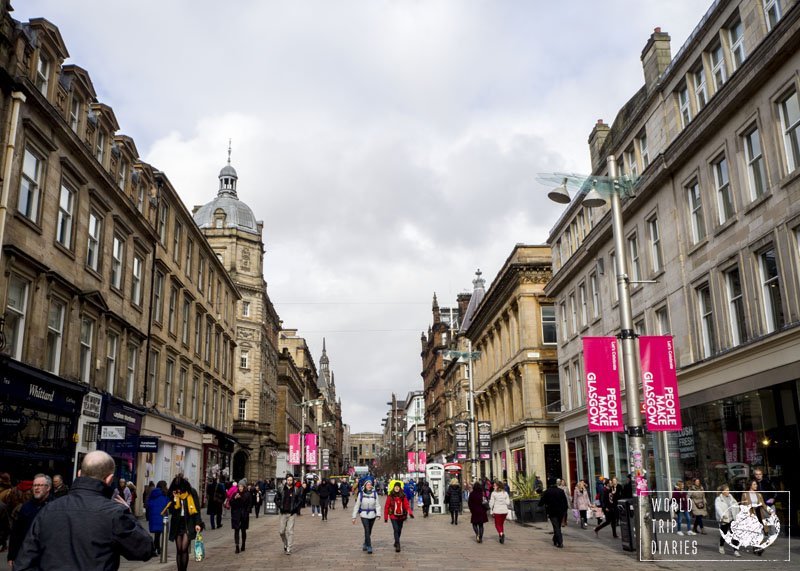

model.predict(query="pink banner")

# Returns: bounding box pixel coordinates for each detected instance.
[640,336,682,431]
[583,337,624,432]
[288,433,301,465]
[305,433,318,466]
[407,452,416,473]
[418,451,427,471]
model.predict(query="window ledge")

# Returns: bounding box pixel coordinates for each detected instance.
[778,167,800,189]
[13,212,43,235]
[687,237,708,257]
[53,241,75,260]
[713,217,737,238]
[744,192,771,215]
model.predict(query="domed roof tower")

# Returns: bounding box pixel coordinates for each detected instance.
[193,143,260,235]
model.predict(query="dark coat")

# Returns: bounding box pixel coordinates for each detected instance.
[206,482,225,516]
[168,489,204,541]
[318,481,333,499]
[12,477,152,571]
[275,484,303,515]
[420,484,432,506]
[540,486,569,519]
[446,484,463,512]
[340,482,351,497]
[146,488,169,532]
[229,490,252,530]
[7,497,49,562]
[467,488,488,524]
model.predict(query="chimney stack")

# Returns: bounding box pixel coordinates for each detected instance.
[588,119,610,173]
[641,27,672,91]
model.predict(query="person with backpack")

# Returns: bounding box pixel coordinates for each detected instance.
[340,479,352,509]
[351,480,381,554]
[384,481,413,552]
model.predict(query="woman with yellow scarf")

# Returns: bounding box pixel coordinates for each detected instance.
[166,476,204,571]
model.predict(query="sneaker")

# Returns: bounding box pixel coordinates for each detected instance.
[676,531,685,536]
[719,547,725,554]
[687,531,696,536]
[734,551,741,557]
[367,547,373,554]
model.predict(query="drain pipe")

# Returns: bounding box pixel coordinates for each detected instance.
[0,91,27,268]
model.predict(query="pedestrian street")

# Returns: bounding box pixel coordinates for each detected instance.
[120,503,798,571]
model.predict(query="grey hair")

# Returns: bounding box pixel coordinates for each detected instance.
[33,474,52,488]
[239,478,248,487]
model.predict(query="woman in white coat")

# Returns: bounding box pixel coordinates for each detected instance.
[715,484,740,557]
[488,481,512,544]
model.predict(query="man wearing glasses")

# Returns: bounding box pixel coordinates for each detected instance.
[6,474,51,568]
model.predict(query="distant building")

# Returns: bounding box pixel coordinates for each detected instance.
[350,432,383,468]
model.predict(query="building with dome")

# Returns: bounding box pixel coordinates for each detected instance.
[193,151,282,482]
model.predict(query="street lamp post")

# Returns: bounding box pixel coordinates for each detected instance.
[441,347,481,483]
[546,155,653,559]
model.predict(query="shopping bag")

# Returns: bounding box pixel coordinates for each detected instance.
[572,508,579,523]
[194,533,205,561]
[507,508,516,521]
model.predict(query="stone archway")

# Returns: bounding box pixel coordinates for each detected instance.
[232,450,248,482]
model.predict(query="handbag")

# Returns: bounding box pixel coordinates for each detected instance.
[194,533,205,561]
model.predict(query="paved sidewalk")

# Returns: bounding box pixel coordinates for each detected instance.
[121,506,795,570]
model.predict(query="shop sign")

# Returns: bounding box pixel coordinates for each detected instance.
[0,409,26,434]
[454,420,469,459]
[102,403,142,431]
[322,448,330,470]
[477,421,492,459]
[1,376,80,415]
[81,392,102,419]
[171,424,185,438]
[138,436,159,452]
[100,426,126,440]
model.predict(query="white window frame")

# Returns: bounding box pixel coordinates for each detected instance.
[725,267,747,346]
[18,147,43,222]
[679,85,692,128]
[173,221,182,264]
[202,383,209,423]
[541,304,557,344]
[694,65,708,111]
[106,332,119,394]
[69,97,81,132]
[111,235,125,290]
[126,345,137,402]
[158,203,169,245]
[153,271,164,322]
[655,306,670,335]
[182,297,190,344]
[744,127,767,200]
[637,132,649,170]
[165,359,175,409]
[569,293,577,336]
[647,215,663,273]
[45,298,65,374]
[117,160,127,191]
[713,156,734,223]
[168,286,178,335]
[192,376,199,421]
[578,283,588,328]
[728,18,745,71]
[148,350,159,406]
[95,132,105,164]
[86,212,102,272]
[178,368,187,415]
[764,0,782,31]
[35,53,50,95]
[242,301,250,317]
[240,350,249,369]
[759,248,784,332]
[627,233,642,283]
[779,90,800,172]
[697,284,715,358]
[5,275,29,360]
[589,273,600,319]
[239,398,247,421]
[56,182,75,248]
[79,316,94,383]
[687,182,706,243]
[710,44,727,92]
[131,254,143,306]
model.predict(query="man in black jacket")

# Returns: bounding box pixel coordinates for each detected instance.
[13,451,152,571]
[540,479,569,548]
[275,475,303,555]
[6,474,51,566]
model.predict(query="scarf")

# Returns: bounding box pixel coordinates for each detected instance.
[174,491,198,515]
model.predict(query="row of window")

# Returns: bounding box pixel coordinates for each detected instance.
[146,349,232,429]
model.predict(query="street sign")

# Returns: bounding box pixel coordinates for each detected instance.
[100,425,125,440]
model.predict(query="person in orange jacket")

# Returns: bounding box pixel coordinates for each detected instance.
[383,481,414,552]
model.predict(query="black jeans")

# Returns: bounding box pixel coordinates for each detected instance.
[390,518,404,544]
[579,509,587,527]
[361,517,375,547]
[210,513,222,529]
[234,528,247,547]
[450,509,459,524]
[549,515,564,546]
[254,503,261,517]
[595,509,618,536]
[472,522,484,539]
[321,501,329,520]
[342,495,349,509]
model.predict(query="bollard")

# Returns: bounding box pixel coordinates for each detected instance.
[160,516,169,563]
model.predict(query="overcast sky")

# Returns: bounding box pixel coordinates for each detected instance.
[17,0,705,433]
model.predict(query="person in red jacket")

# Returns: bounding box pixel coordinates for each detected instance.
[383,482,414,552]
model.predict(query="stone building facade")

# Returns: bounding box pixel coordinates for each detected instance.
[193,155,281,483]
[544,0,800,533]
[464,245,560,484]
[0,12,239,504]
